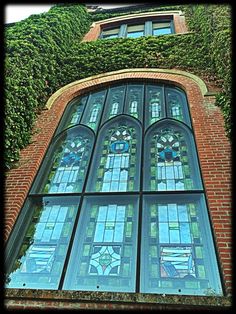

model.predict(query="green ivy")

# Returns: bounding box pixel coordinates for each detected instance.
[4,4,231,169]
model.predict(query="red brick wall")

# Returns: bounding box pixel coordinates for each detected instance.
[4,70,232,307]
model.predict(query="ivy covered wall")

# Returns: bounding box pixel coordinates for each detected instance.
[4,4,231,169]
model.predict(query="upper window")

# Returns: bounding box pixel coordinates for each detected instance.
[100,19,174,39]
[5,82,223,296]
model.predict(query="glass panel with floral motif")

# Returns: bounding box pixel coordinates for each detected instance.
[141,194,223,295]
[42,127,93,193]
[63,196,139,292]
[88,120,140,192]
[6,196,79,290]
[148,127,195,191]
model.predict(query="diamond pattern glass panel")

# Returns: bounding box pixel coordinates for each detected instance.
[63,196,139,292]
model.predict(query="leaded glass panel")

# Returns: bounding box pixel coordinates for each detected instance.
[6,196,79,289]
[141,194,223,295]
[81,90,106,131]
[102,86,125,122]
[146,85,165,127]
[38,126,94,194]
[56,96,87,134]
[63,196,139,292]
[144,122,202,191]
[166,88,191,126]
[125,85,144,120]
[87,117,141,192]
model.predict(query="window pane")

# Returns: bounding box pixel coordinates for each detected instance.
[145,85,165,128]
[144,122,202,191]
[102,86,125,122]
[56,96,87,134]
[101,28,120,39]
[153,27,172,35]
[81,90,107,131]
[6,196,80,290]
[141,194,223,295]
[63,195,139,292]
[39,126,94,194]
[127,24,144,38]
[125,84,144,120]
[87,117,141,192]
[153,22,171,29]
[166,88,191,126]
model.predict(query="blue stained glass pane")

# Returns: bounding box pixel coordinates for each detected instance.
[159,223,169,243]
[169,229,180,243]
[114,223,124,242]
[180,223,192,243]
[97,206,107,221]
[6,197,79,289]
[94,223,105,242]
[158,205,168,221]
[178,205,188,222]
[168,204,178,221]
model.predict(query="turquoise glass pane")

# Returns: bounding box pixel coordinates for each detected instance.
[60,96,87,132]
[141,194,223,295]
[127,31,144,38]
[6,196,79,289]
[125,84,144,120]
[40,126,94,194]
[153,28,172,35]
[102,86,125,122]
[166,88,191,126]
[63,195,139,292]
[145,85,165,127]
[81,90,107,131]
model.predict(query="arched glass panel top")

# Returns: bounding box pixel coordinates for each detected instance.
[86,116,141,192]
[32,126,94,194]
[144,120,202,191]
[57,83,192,134]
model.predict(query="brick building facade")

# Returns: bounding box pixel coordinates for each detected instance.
[4,5,232,311]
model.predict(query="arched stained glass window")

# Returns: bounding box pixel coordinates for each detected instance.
[144,121,202,191]
[32,126,94,194]
[87,116,141,192]
[5,81,223,296]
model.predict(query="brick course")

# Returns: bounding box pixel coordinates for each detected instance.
[4,69,232,308]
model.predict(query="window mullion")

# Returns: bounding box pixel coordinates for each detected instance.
[119,24,127,38]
